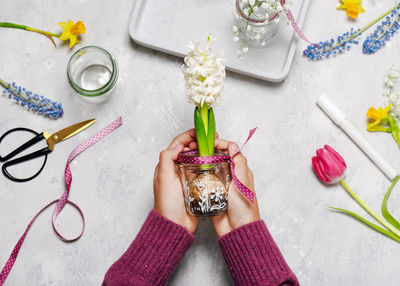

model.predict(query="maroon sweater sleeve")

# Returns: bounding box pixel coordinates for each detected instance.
[219,220,299,286]
[102,210,195,286]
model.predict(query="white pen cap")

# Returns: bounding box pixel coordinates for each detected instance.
[317,93,346,125]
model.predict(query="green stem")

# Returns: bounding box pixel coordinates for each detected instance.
[0,78,30,103]
[326,3,399,51]
[200,104,209,135]
[340,179,400,239]
[0,77,8,89]
[382,175,400,231]
[387,114,400,149]
[0,22,60,47]
[355,3,398,37]
[0,22,60,37]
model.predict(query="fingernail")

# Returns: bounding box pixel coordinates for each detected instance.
[175,144,182,151]
[230,143,239,153]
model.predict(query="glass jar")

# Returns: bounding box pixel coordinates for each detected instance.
[178,152,232,217]
[67,46,118,98]
[234,0,281,46]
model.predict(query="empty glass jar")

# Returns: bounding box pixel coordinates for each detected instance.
[67,46,118,98]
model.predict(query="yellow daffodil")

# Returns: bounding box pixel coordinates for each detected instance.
[366,104,400,149]
[367,105,391,121]
[337,0,365,19]
[366,105,391,132]
[58,20,86,48]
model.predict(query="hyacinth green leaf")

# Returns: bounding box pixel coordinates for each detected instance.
[382,176,400,231]
[329,206,400,243]
[207,108,215,156]
[194,106,209,156]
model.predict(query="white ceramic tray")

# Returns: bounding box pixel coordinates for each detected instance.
[129,0,310,82]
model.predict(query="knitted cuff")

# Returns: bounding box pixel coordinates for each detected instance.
[219,220,299,286]
[103,210,194,286]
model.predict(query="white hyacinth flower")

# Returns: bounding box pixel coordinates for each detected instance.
[182,36,225,108]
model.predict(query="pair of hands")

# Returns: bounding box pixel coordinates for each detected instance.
[153,129,260,236]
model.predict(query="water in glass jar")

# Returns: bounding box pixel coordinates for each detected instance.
[79,64,111,90]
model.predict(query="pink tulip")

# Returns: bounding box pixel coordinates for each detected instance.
[312,145,347,184]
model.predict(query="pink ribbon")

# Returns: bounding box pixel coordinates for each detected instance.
[177,128,257,203]
[0,117,122,286]
[236,0,317,47]
[281,0,317,47]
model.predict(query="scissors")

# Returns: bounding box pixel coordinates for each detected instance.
[0,119,96,182]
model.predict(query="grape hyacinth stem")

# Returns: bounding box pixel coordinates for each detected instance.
[363,5,400,54]
[0,78,63,119]
[304,3,400,60]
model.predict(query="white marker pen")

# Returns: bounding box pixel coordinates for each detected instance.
[317,94,398,181]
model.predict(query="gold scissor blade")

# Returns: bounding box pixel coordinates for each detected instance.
[45,119,96,150]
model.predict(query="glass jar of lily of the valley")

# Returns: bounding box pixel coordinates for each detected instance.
[178,151,232,217]
[233,0,284,48]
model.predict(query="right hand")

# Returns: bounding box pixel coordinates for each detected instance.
[210,139,261,237]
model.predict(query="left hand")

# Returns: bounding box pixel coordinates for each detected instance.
[153,129,200,234]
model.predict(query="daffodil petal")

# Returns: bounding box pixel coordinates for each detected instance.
[58,22,72,30]
[69,36,79,48]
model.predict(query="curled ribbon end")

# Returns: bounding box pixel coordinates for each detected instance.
[116,116,123,125]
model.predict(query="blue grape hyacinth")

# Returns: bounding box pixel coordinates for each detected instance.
[363,7,400,54]
[0,78,63,119]
[304,3,400,60]
[303,28,361,60]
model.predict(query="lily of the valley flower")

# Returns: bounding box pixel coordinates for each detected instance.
[337,0,365,19]
[312,145,400,242]
[58,20,86,48]
[384,65,400,119]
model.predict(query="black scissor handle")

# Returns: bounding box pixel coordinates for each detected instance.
[0,128,45,162]
[2,147,51,182]
[0,128,50,182]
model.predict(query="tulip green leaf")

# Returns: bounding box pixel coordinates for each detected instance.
[382,175,400,231]
[329,206,400,243]
[207,108,215,155]
[194,106,209,156]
